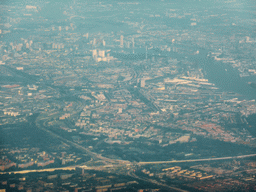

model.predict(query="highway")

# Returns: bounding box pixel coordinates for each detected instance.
[138,153,256,165]
[0,166,78,175]
[30,114,256,191]
[0,165,113,175]
[35,119,119,165]
[3,153,256,175]
[35,115,256,168]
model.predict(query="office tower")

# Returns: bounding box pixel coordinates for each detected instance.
[102,40,106,46]
[120,35,124,47]
[132,37,135,48]
[246,36,250,42]
[83,33,89,39]
[59,26,62,31]
[92,49,97,59]
[93,38,96,46]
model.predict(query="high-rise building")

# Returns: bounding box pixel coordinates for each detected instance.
[102,40,106,46]
[93,38,96,46]
[92,49,97,58]
[132,37,135,48]
[246,36,250,42]
[120,35,124,47]
[98,50,105,57]
[141,79,145,88]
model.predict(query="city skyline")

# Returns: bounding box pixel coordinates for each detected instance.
[0,0,256,192]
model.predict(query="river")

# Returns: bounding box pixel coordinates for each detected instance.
[191,49,256,137]
[194,49,256,100]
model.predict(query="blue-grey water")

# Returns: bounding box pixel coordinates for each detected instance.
[195,49,256,100]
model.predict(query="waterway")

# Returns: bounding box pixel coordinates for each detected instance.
[115,47,256,100]
[117,48,256,137]
[188,49,256,137]
[189,49,256,100]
